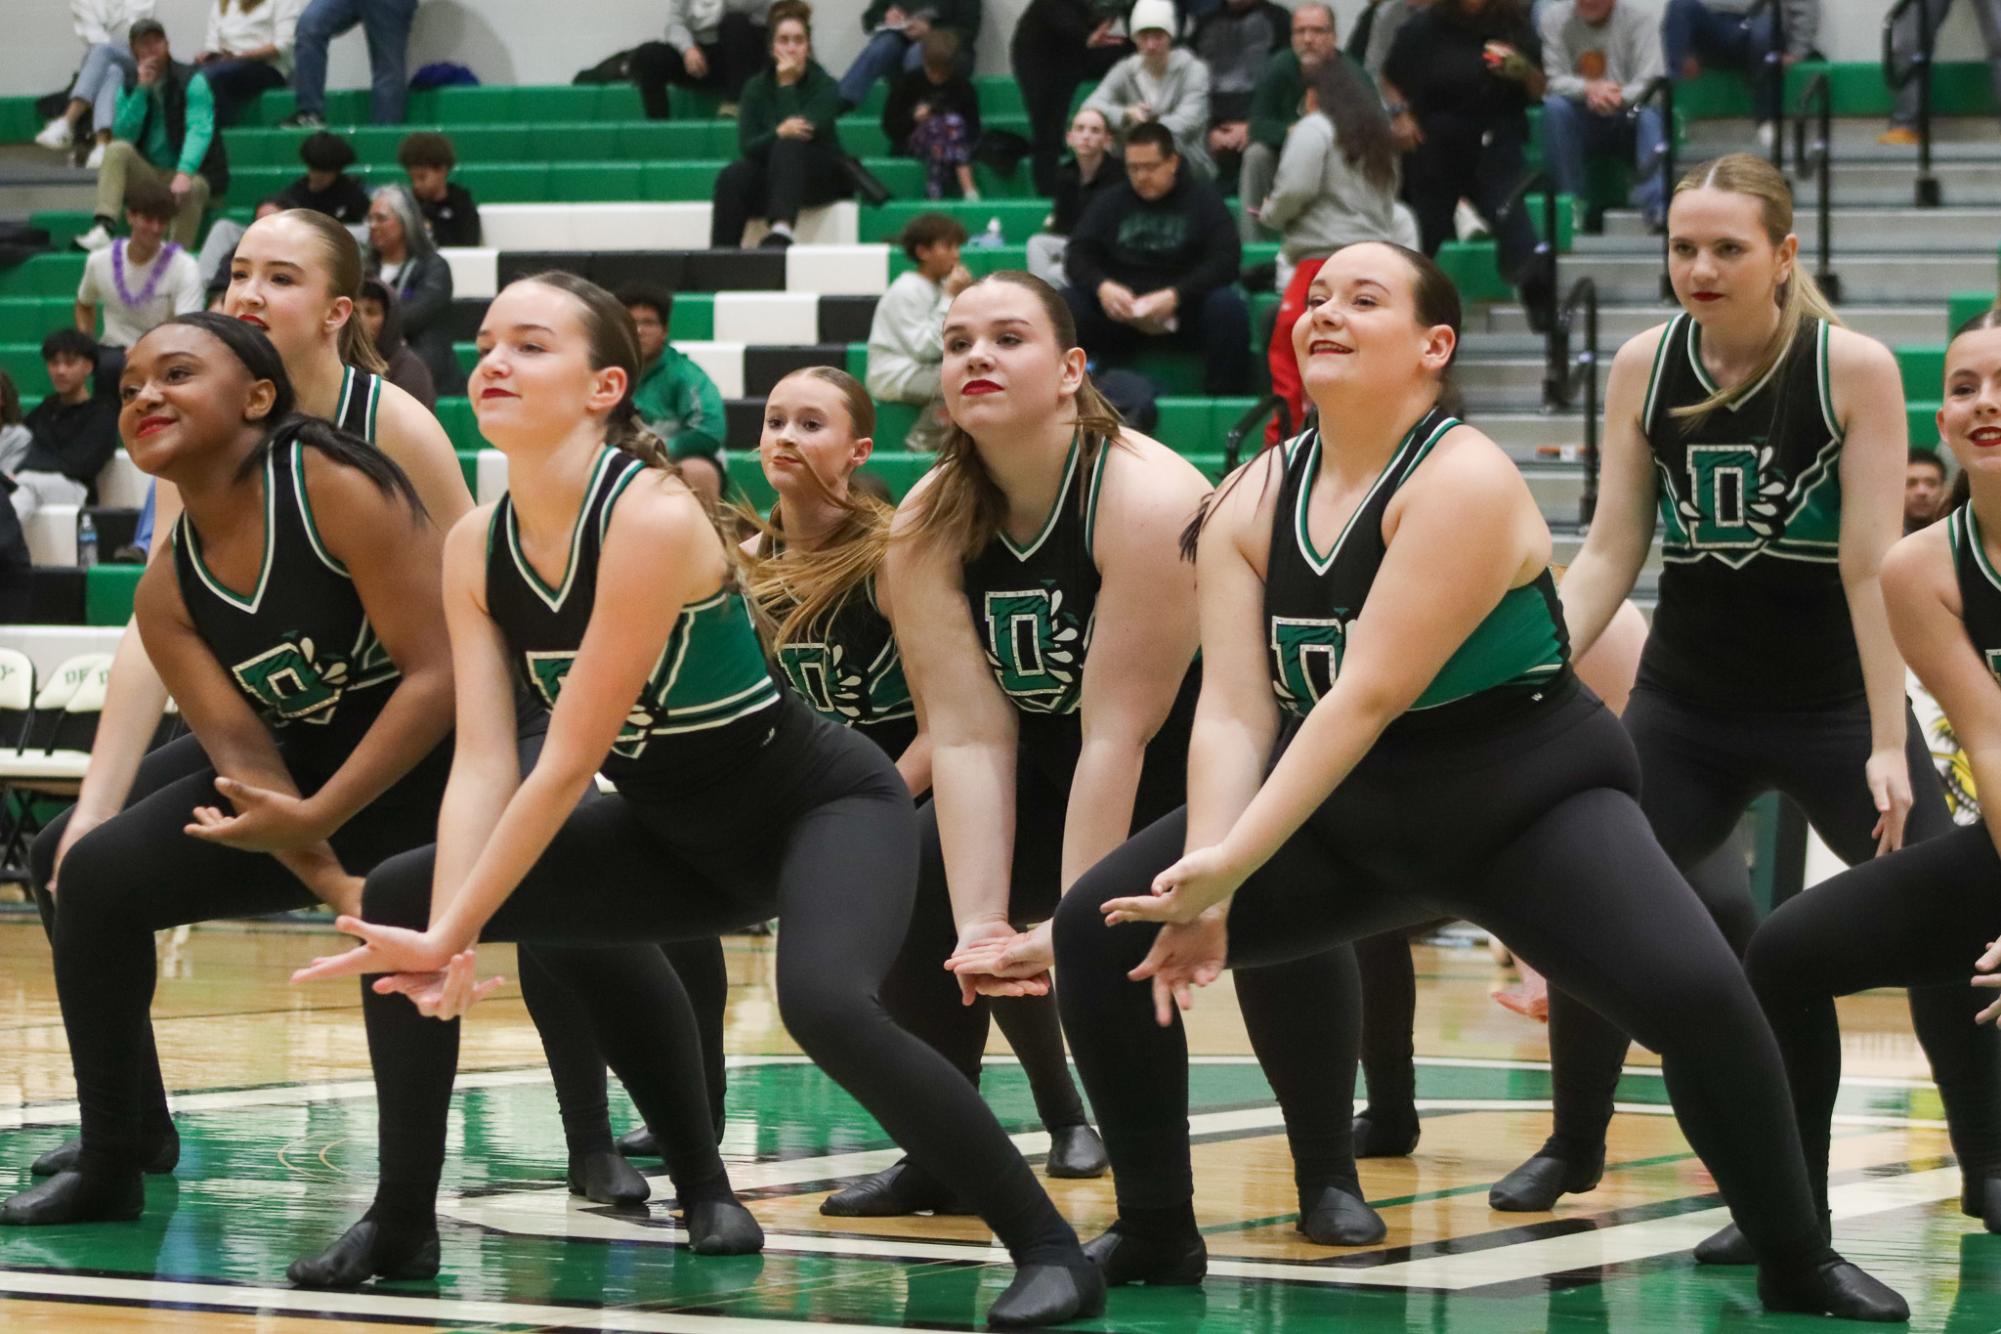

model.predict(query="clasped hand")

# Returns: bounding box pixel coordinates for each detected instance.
[943,918,1053,1001]
[292,916,505,1021]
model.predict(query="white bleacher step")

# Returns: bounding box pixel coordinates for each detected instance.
[25,505,78,567]
[1558,250,1973,302]
[782,244,891,296]
[441,247,499,301]
[476,450,510,506]
[95,452,148,511]
[713,292,822,345]
[676,342,746,399]
[1682,116,2001,162]
[468,201,861,256]
[1586,205,2001,255]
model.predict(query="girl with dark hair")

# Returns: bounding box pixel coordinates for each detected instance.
[853,273,1376,1248]
[1499,154,2001,1246]
[289,274,1102,1327]
[709,3,851,250]
[1699,310,2001,1265]
[0,312,455,1227]
[13,208,475,1187]
[1259,54,1405,446]
[1047,240,1907,1322]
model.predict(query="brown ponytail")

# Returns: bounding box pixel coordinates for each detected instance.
[1668,154,1840,428]
[900,271,1126,562]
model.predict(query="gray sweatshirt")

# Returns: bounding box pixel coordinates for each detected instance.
[1259,112,1401,263]
[1539,0,1665,105]
[866,270,949,404]
[1083,47,1216,175]
[664,0,776,53]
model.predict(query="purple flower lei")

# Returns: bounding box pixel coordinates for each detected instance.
[111,238,182,308]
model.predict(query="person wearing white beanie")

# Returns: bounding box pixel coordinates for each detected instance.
[1082,0,1216,176]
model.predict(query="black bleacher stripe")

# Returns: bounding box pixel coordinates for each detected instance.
[818,296,878,344]
[743,346,852,397]
[29,568,85,625]
[724,398,764,446]
[447,298,490,342]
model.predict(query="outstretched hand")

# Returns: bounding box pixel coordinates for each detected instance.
[944,919,1053,1001]
[373,951,507,1020]
[1101,844,1246,926]
[1973,936,2001,1025]
[186,776,327,852]
[1128,910,1228,1027]
[293,917,501,1020]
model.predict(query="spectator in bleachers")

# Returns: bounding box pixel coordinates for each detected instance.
[632,0,774,120]
[836,0,980,111]
[710,2,850,250]
[867,213,972,405]
[1363,0,1428,78]
[1241,2,1338,242]
[76,180,204,379]
[1062,120,1250,393]
[884,30,983,200]
[193,0,307,127]
[283,0,420,128]
[1907,448,1949,534]
[36,0,155,170]
[196,195,288,291]
[0,376,30,489]
[1882,0,1993,145]
[0,498,30,623]
[366,183,460,393]
[1084,0,1215,176]
[1662,0,1817,140]
[398,132,483,248]
[1012,0,1131,197]
[623,289,729,509]
[1539,0,1667,231]
[1189,0,1290,191]
[274,130,372,225]
[11,332,122,523]
[75,19,230,254]
[1382,0,1551,324]
[1258,56,1403,444]
[356,277,437,410]
[1026,106,1117,283]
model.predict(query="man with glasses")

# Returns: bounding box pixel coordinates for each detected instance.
[1241,2,1338,239]
[1061,121,1251,395]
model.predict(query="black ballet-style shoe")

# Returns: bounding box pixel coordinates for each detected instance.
[1352,1106,1421,1159]
[616,1125,662,1159]
[288,1218,441,1288]
[0,1169,142,1225]
[1044,1125,1109,1179]
[568,1148,651,1206]
[31,1124,179,1178]
[1963,1174,2001,1233]
[1488,1153,1603,1211]
[683,1198,765,1255]
[820,1159,976,1217]
[986,1260,1107,1328]
[1081,1223,1208,1286]
[1693,1222,1758,1266]
[1757,1255,1909,1322]
[1297,1184,1388,1246]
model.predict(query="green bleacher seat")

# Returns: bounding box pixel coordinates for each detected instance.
[1433,240,1513,304]
[1952,292,1997,333]
[86,564,144,626]
[1909,402,1943,448]
[1896,345,1947,401]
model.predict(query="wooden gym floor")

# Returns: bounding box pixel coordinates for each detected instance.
[0,915,1990,1332]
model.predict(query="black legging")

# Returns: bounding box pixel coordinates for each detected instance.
[1054,681,1832,1267]
[1540,688,2001,1184]
[357,704,1080,1263]
[1403,113,1539,288]
[1748,821,2001,1213]
[35,733,437,1178]
[630,16,768,119]
[709,141,850,248]
[1010,19,1127,197]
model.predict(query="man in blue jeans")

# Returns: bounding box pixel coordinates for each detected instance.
[1538,0,1666,231]
[837,0,979,110]
[1661,0,1818,140]
[282,0,418,127]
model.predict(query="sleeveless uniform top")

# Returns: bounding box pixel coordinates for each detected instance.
[173,438,437,796]
[1264,407,1570,731]
[332,366,383,441]
[486,446,783,793]
[759,546,917,757]
[1950,503,2001,683]
[1638,313,1861,709]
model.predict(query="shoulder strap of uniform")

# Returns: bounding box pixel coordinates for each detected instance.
[1397,410,1461,483]
[288,438,348,577]
[1639,315,1683,432]
[596,453,649,545]
[1082,435,1114,558]
[1813,319,1842,443]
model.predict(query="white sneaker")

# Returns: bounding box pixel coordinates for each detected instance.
[1755,121,1775,151]
[73,223,113,252]
[84,141,105,170]
[35,117,73,151]
[1454,197,1491,242]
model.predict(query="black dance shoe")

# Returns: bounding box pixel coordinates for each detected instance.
[288,1218,441,1288]
[1963,1174,2001,1233]
[0,1170,142,1225]
[1044,1125,1108,1179]
[1693,1222,1758,1265]
[1352,1105,1421,1158]
[1488,1152,1603,1211]
[1082,1222,1208,1286]
[616,1125,662,1159]
[31,1124,179,1177]
[1298,1184,1387,1245]
[685,1198,765,1254]
[820,1159,976,1216]
[1757,1255,1909,1322]
[987,1260,1107,1328]
[569,1148,651,1205]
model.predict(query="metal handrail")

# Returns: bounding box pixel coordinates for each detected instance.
[1632,76,1676,300]
[1222,393,1292,474]
[1883,0,1942,206]
[1791,72,1843,302]
[1562,278,1602,525]
[1741,0,1785,168]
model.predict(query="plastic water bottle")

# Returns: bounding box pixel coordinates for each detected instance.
[75,511,98,568]
[970,217,1004,250]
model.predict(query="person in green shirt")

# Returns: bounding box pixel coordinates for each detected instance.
[623,288,728,510]
[1240,3,1339,242]
[709,0,850,249]
[79,19,232,253]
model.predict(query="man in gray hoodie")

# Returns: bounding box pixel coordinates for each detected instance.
[1083,0,1215,176]
[1539,0,1667,230]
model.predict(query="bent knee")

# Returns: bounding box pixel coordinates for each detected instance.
[360,847,434,928]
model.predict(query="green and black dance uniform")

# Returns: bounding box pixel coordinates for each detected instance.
[1518,314,2001,1211]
